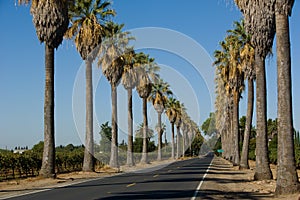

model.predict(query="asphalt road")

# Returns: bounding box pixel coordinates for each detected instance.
[7,155,213,200]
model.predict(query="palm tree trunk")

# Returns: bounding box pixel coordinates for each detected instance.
[157,112,162,161]
[223,118,230,160]
[182,130,185,158]
[232,90,240,166]
[240,78,254,169]
[171,123,175,159]
[164,129,167,154]
[254,52,272,180]
[275,10,300,195]
[189,132,192,156]
[83,59,94,172]
[40,45,56,178]
[110,85,119,168]
[229,109,234,162]
[140,98,148,164]
[176,126,181,159]
[126,88,134,166]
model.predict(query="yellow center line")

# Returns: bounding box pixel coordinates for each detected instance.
[153,174,159,178]
[168,170,172,172]
[126,183,136,188]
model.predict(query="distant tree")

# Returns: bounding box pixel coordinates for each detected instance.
[32,141,44,154]
[201,113,217,136]
[99,122,112,153]
[119,140,127,151]
[191,132,204,156]
[65,144,75,152]
[134,123,155,153]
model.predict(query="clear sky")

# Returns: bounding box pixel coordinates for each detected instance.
[0,0,299,150]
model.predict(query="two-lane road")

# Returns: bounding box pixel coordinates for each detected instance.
[7,155,213,200]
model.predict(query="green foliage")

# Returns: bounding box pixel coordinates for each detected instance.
[133,138,156,153]
[268,135,278,164]
[0,142,87,181]
[248,138,256,160]
[267,118,277,137]
[32,141,44,154]
[55,144,84,173]
[213,137,222,156]
[201,112,217,136]
[0,150,41,180]
[191,132,204,156]
[99,122,112,153]
[133,123,156,153]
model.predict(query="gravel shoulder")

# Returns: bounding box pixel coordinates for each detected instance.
[200,156,300,200]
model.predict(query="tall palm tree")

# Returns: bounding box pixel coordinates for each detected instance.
[19,0,69,178]
[121,48,137,167]
[180,110,191,158]
[148,78,172,161]
[227,34,245,166]
[174,100,184,159]
[235,0,275,180]
[165,97,177,159]
[214,34,244,165]
[229,20,256,169]
[135,53,154,164]
[215,74,230,160]
[65,0,115,172]
[99,22,132,168]
[275,0,300,194]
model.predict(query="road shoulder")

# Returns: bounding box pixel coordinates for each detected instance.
[199,156,300,200]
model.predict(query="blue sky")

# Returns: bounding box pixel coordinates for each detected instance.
[0,0,299,150]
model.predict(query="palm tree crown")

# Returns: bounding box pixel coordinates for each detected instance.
[65,0,115,60]
[148,78,173,114]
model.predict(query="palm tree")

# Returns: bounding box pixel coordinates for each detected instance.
[65,0,115,172]
[227,34,245,166]
[235,0,275,180]
[99,22,132,168]
[19,0,69,178]
[229,20,256,169]
[165,97,177,159]
[174,100,184,159]
[275,0,300,195]
[135,53,154,164]
[148,78,172,161]
[180,110,191,158]
[214,45,232,161]
[214,34,245,165]
[227,20,255,168]
[121,48,137,167]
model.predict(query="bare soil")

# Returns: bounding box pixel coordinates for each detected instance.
[0,157,299,199]
[200,156,300,200]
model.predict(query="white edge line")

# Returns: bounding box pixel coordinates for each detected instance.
[191,156,214,200]
[0,175,117,200]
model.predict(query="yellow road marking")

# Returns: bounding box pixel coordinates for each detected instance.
[107,192,111,194]
[168,170,172,172]
[153,174,159,178]
[126,183,136,187]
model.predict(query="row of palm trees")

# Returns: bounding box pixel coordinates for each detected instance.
[214,0,299,195]
[18,0,202,178]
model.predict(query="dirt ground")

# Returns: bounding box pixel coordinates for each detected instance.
[0,157,299,199]
[200,156,300,200]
